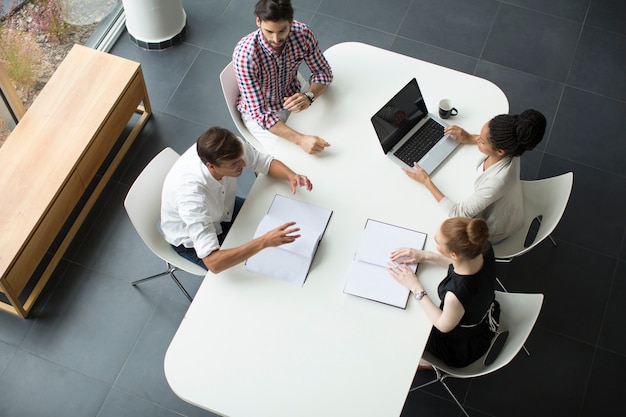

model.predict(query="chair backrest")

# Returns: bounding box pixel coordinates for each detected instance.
[422,291,544,379]
[493,172,573,260]
[124,148,207,277]
[219,62,266,151]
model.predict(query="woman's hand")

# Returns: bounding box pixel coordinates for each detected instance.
[390,247,429,264]
[402,162,430,185]
[444,125,476,144]
[387,262,423,293]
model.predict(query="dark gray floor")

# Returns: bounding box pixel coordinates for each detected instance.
[1,0,626,416]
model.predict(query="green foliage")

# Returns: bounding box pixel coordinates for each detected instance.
[26,0,72,43]
[0,28,38,87]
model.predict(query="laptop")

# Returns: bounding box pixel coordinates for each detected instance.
[370,78,459,174]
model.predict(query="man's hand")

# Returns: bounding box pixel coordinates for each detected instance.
[283,92,311,113]
[262,222,301,248]
[288,174,313,194]
[297,135,330,154]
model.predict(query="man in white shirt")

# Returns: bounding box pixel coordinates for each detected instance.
[161,126,313,274]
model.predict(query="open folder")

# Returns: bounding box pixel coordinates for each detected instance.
[245,194,332,286]
[344,219,427,308]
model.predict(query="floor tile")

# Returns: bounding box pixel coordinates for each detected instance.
[498,240,615,345]
[465,327,592,417]
[548,87,626,176]
[538,155,626,257]
[390,36,479,74]
[586,0,626,36]
[200,0,258,56]
[292,0,323,12]
[318,0,411,34]
[21,263,159,384]
[164,50,233,127]
[568,25,626,101]
[311,13,395,52]
[115,297,215,417]
[482,4,581,81]
[398,0,499,57]
[502,0,591,21]
[109,38,201,112]
[597,261,626,355]
[0,350,110,417]
[181,0,230,48]
[97,387,189,417]
[113,111,210,187]
[474,61,564,130]
[0,341,16,376]
[579,347,626,416]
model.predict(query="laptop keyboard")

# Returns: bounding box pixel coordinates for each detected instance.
[394,118,445,166]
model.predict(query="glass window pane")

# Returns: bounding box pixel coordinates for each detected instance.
[0,0,123,147]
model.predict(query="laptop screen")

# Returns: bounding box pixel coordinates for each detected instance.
[370,78,428,153]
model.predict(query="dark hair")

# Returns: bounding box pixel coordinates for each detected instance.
[440,217,490,259]
[196,127,243,166]
[488,109,546,157]
[254,0,293,22]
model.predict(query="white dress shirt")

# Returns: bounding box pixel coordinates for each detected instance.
[161,139,273,259]
[438,156,524,243]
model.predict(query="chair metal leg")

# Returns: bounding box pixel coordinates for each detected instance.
[548,234,557,246]
[410,368,470,417]
[168,269,193,302]
[132,270,170,285]
[440,377,470,417]
[132,262,193,302]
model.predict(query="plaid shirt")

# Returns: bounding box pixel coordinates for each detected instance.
[233,21,333,130]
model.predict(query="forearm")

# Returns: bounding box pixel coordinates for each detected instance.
[424,178,445,202]
[306,82,327,98]
[203,235,267,274]
[268,120,303,144]
[267,159,296,181]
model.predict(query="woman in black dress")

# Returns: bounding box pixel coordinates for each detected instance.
[387,217,498,368]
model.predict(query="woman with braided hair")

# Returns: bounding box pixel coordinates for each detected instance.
[403,109,546,243]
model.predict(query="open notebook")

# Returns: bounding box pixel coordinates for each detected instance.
[344,219,427,308]
[245,194,333,286]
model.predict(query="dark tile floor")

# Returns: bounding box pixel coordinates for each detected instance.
[1,0,625,416]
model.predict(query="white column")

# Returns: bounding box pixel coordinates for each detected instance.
[122,0,187,49]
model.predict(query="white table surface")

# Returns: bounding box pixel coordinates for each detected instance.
[164,42,508,417]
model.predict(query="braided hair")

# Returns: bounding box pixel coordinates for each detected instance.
[488,109,546,157]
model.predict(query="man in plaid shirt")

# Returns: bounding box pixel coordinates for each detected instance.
[233,0,333,154]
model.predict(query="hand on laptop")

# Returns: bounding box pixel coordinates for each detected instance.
[444,126,476,144]
[402,162,430,185]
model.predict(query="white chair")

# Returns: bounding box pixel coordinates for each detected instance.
[219,61,308,152]
[124,148,207,302]
[493,172,573,262]
[410,291,544,417]
[219,62,266,152]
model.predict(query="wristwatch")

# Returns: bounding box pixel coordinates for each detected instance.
[413,290,427,301]
[304,91,315,104]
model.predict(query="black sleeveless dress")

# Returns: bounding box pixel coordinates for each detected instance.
[425,246,498,367]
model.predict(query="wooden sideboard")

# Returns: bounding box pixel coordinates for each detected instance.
[0,44,152,317]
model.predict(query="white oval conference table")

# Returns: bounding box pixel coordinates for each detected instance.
[164,42,509,417]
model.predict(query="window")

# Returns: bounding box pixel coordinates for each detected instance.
[0,0,125,146]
